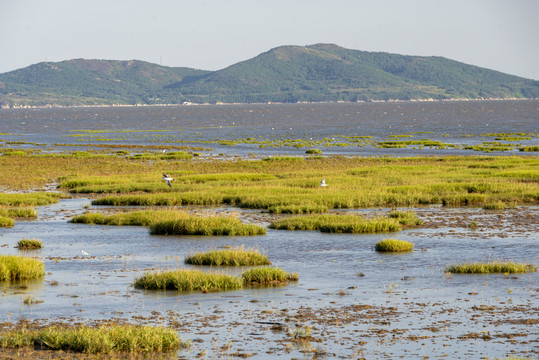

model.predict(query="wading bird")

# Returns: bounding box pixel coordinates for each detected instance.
[320,179,328,187]
[162,174,174,187]
[81,250,89,255]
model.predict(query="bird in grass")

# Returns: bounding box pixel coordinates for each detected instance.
[162,174,174,187]
[320,179,328,187]
[81,250,89,256]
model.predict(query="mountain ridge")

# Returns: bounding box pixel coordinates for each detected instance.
[1,44,537,107]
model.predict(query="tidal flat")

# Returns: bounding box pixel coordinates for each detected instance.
[0,101,538,359]
[0,153,536,359]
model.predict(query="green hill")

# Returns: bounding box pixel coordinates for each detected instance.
[1,44,537,106]
[0,59,209,106]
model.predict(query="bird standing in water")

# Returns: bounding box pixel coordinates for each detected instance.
[162,174,174,187]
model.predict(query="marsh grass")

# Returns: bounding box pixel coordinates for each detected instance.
[446,261,537,274]
[71,210,265,236]
[0,215,14,228]
[185,246,271,266]
[0,325,186,354]
[16,239,42,249]
[134,269,243,292]
[22,295,43,305]
[150,216,266,236]
[269,214,402,233]
[0,207,37,218]
[1,155,538,211]
[519,145,539,152]
[0,255,45,282]
[482,201,509,210]
[0,193,60,207]
[388,210,423,226]
[241,267,299,285]
[375,239,414,252]
[262,156,304,162]
[71,210,180,226]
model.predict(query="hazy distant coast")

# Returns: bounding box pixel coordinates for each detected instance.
[1,97,536,110]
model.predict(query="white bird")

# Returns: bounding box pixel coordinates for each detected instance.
[81,250,89,256]
[162,149,166,154]
[320,179,328,187]
[162,174,174,187]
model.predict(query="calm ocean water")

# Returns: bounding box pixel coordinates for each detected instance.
[0,100,538,156]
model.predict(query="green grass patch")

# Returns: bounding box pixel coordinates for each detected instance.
[388,210,423,226]
[2,155,538,211]
[269,214,402,233]
[0,193,60,207]
[305,149,322,154]
[185,246,271,266]
[519,145,539,152]
[0,255,44,282]
[0,325,186,354]
[72,210,266,236]
[0,215,15,228]
[377,140,456,149]
[445,261,537,274]
[375,238,414,252]
[134,269,243,292]
[495,136,532,141]
[482,201,509,210]
[16,239,42,249]
[241,266,298,285]
[464,143,515,152]
[0,207,37,218]
[150,215,266,236]
[71,210,181,226]
[262,156,304,162]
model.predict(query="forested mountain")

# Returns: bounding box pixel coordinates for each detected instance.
[1,44,537,106]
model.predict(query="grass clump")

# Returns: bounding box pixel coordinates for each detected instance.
[150,216,266,236]
[482,201,508,210]
[0,255,44,282]
[270,214,401,233]
[16,238,42,249]
[134,269,243,292]
[262,156,304,162]
[0,325,186,354]
[388,210,423,226]
[305,149,322,155]
[71,210,266,236]
[0,207,37,218]
[375,238,414,252]
[0,193,60,207]
[185,246,271,266]
[519,145,539,152]
[241,267,298,285]
[71,210,179,226]
[445,261,537,274]
[0,215,15,228]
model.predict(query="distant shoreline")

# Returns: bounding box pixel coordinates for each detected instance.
[1,97,536,110]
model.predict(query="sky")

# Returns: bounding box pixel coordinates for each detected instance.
[1,0,538,80]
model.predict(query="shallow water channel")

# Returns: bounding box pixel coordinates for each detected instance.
[0,198,538,359]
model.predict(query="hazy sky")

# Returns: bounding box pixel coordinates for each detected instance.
[1,0,538,79]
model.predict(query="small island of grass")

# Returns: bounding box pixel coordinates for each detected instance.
[0,324,187,354]
[445,261,537,274]
[134,269,243,292]
[375,239,414,252]
[241,267,298,285]
[0,255,44,282]
[16,238,42,250]
[185,246,271,266]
